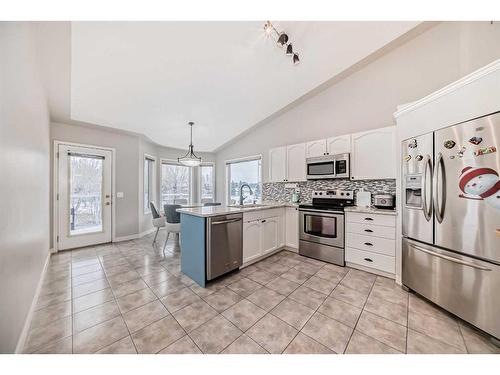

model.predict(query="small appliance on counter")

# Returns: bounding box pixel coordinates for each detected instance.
[356,189,371,207]
[373,193,395,209]
[291,188,301,203]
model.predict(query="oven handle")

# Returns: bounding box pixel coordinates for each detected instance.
[409,244,492,271]
[299,209,344,216]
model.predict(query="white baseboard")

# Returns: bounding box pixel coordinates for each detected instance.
[114,228,156,243]
[345,261,395,279]
[15,251,51,354]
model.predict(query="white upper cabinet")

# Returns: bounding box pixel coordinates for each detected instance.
[351,126,396,180]
[327,134,351,155]
[268,146,287,182]
[306,139,327,158]
[286,143,307,182]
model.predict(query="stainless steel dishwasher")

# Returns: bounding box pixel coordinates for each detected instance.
[206,213,243,280]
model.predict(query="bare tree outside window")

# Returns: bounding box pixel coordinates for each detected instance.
[200,164,214,203]
[226,158,261,204]
[161,162,191,206]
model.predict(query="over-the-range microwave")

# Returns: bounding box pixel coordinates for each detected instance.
[306,153,350,179]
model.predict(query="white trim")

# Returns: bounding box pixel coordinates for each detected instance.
[198,162,216,203]
[142,153,157,215]
[394,58,500,118]
[224,154,263,205]
[159,158,194,208]
[53,140,116,252]
[346,261,395,280]
[15,252,50,353]
[114,228,156,243]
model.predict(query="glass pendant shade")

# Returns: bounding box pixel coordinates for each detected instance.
[178,122,202,167]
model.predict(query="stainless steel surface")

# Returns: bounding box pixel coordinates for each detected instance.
[432,152,445,224]
[402,132,434,244]
[403,238,500,339]
[239,183,253,205]
[299,239,344,266]
[373,194,395,208]
[306,153,350,180]
[433,113,500,263]
[206,213,243,281]
[299,209,344,248]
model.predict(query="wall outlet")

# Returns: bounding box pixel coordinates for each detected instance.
[116,192,124,198]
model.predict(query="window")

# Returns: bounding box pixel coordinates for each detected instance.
[161,161,192,206]
[226,156,262,205]
[143,156,155,214]
[199,164,215,203]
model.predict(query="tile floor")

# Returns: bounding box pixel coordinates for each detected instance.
[23,231,500,354]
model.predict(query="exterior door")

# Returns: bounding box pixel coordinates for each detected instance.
[57,144,112,250]
[434,112,500,263]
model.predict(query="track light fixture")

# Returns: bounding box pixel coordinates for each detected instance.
[263,21,300,65]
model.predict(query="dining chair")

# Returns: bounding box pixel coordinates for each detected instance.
[150,202,165,245]
[163,204,182,252]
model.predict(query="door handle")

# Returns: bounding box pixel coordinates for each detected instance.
[433,152,446,223]
[410,244,491,271]
[363,258,373,262]
[261,219,266,223]
[212,218,242,225]
[105,202,111,206]
[422,154,433,221]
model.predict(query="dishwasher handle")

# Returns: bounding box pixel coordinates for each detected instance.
[211,218,242,225]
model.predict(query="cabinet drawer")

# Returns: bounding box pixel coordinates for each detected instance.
[346,212,395,227]
[346,233,395,256]
[346,247,395,274]
[346,222,395,240]
[243,208,284,223]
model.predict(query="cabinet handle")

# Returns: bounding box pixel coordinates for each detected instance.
[261,220,266,223]
[364,258,373,262]
[364,242,373,246]
[364,229,373,233]
[364,217,374,221]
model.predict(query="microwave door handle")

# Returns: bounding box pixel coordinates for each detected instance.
[422,155,433,221]
[432,152,446,223]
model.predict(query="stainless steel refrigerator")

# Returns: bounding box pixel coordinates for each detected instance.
[402,111,500,340]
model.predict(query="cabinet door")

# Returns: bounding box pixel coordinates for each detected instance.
[306,139,327,158]
[268,146,287,182]
[351,127,396,180]
[243,221,262,264]
[327,134,351,155]
[285,207,299,249]
[261,217,279,255]
[286,143,307,182]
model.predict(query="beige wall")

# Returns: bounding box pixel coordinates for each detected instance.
[214,21,500,202]
[0,23,50,353]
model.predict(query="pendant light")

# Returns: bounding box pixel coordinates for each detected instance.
[178,122,202,167]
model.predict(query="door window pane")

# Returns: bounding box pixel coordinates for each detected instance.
[200,165,214,203]
[69,154,103,235]
[161,162,191,206]
[144,157,155,213]
[304,215,337,238]
[226,158,262,204]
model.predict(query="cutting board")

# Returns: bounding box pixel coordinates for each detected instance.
[356,191,371,207]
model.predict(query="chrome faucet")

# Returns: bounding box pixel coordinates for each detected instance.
[239,183,253,205]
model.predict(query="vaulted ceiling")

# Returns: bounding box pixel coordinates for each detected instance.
[53,21,420,151]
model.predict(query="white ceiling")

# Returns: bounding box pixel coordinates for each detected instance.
[70,21,420,151]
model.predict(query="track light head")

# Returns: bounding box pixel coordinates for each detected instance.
[293,53,300,65]
[263,21,273,36]
[286,43,293,55]
[277,33,288,47]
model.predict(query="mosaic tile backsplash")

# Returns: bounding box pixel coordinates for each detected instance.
[263,179,396,205]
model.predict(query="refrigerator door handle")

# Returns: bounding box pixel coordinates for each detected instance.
[422,155,433,221]
[409,243,492,271]
[433,152,446,223]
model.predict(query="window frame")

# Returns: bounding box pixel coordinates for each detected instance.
[143,154,156,215]
[160,158,193,209]
[198,162,216,204]
[225,154,263,205]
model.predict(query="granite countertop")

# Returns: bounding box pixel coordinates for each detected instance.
[177,201,299,218]
[344,206,398,216]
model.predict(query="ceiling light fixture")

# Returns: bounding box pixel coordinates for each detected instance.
[178,122,202,167]
[263,21,300,65]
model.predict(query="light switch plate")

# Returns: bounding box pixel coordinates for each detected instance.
[116,192,124,198]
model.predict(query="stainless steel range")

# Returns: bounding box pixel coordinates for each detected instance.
[298,190,354,266]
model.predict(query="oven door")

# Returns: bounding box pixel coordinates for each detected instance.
[306,158,336,179]
[299,209,344,248]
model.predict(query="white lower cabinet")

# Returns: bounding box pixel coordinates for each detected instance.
[242,209,284,265]
[285,206,299,249]
[345,211,396,276]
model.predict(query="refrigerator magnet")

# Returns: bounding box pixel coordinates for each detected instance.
[444,140,456,149]
[468,136,483,145]
[474,146,497,156]
[415,155,423,161]
[404,155,411,162]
